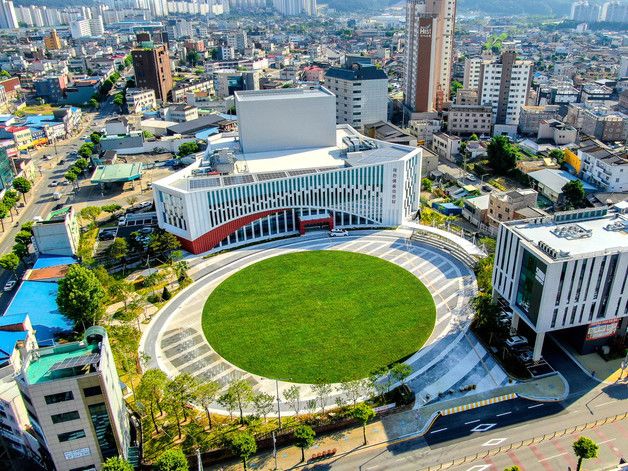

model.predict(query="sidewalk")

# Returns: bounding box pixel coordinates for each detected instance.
[215,374,568,470]
[554,339,627,385]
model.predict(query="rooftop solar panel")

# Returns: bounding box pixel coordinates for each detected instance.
[49,353,100,371]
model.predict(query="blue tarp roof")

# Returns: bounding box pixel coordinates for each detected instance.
[3,281,72,346]
[195,127,219,140]
[0,331,28,363]
[33,255,77,269]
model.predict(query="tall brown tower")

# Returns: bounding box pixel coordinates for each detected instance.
[131,44,173,102]
[403,0,456,113]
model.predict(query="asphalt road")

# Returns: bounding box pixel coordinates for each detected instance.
[0,102,112,312]
[326,336,628,470]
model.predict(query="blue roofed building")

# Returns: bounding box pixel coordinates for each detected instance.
[3,255,77,346]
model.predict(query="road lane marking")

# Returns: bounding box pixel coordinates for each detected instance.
[528,403,544,409]
[471,423,496,432]
[465,419,481,424]
[482,438,507,446]
[465,466,491,471]
[430,428,447,434]
[538,452,567,462]
[595,401,617,408]
[598,438,616,444]
[496,411,512,417]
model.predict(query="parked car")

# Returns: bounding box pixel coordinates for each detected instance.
[329,228,349,237]
[57,159,65,165]
[33,216,43,222]
[505,336,528,348]
[139,227,154,235]
[49,180,58,187]
[118,216,127,226]
[52,203,64,211]
[137,201,152,209]
[516,350,535,364]
[3,280,16,292]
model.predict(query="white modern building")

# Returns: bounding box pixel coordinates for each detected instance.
[273,0,317,16]
[32,206,80,257]
[125,88,157,114]
[579,139,628,192]
[478,50,533,130]
[152,86,422,254]
[493,206,628,361]
[324,62,388,129]
[16,326,132,471]
[601,1,628,22]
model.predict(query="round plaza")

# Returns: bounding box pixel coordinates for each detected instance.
[140,229,478,412]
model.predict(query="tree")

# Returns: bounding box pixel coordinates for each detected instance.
[0,203,8,231]
[90,132,102,144]
[57,264,106,329]
[450,79,463,99]
[195,380,220,429]
[102,203,122,213]
[162,286,171,300]
[113,93,124,108]
[12,177,32,203]
[88,98,99,109]
[549,148,565,165]
[225,432,257,470]
[143,130,154,139]
[293,425,316,462]
[155,449,189,471]
[350,403,376,445]
[12,242,28,259]
[3,190,18,219]
[174,260,190,282]
[469,133,479,141]
[14,230,32,246]
[165,373,197,423]
[137,369,168,434]
[186,50,201,66]
[102,456,134,471]
[573,436,599,471]
[472,293,508,344]
[65,169,78,184]
[389,362,412,387]
[228,379,254,424]
[504,467,520,471]
[338,379,368,407]
[421,177,433,192]
[283,384,301,416]
[149,231,181,262]
[252,392,274,422]
[80,206,102,227]
[487,136,518,175]
[177,141,200,158]
[0,253,19,275]
[78,142,95,159]
[126,195,139,206]
[562,179,586,209]
[368,367,389,400]
[311,382,333,414]
[218,390,237,420]
[107,238,128,264]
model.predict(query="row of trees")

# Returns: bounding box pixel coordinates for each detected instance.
[0,186,29,232]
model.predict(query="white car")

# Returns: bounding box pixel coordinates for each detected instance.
[118,216,127,226]
[138,201,152,209]
[3,280,16,292]
[329,229,349,237]
[505,335,529,348]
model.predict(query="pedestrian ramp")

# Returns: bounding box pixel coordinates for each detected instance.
[440,392,518,416]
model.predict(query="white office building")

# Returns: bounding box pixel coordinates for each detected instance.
[493,207,628,361]
[152,86,422,254]
[324,62,389,129]
[273,0,316,16]
[125,88,157,114]
[601,1,628,22]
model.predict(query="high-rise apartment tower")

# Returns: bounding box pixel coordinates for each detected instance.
[403,0,456,113]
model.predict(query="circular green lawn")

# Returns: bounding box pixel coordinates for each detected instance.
[201,251,436,383]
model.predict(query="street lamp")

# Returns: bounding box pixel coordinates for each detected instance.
[273,377,292,430]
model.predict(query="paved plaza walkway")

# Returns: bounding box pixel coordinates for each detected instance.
[140,230,509,414]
